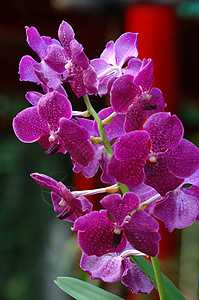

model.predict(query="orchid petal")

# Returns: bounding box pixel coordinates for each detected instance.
[13,106,48,142]
[124,210,160,257]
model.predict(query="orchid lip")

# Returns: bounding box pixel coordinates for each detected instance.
[142,102,157,111]
[57,206,73,220]
[112,231,123,248]
[144,164,154,176]
[45,142,61,155]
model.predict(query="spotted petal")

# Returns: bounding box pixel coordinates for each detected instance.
[110,74,142,113]
[113,130,149,162]
[143,112,184,152]
[144,154,184,196]
[73,210,127,256]
[58,21,75,57]
[121,264,154,294]
[13,106,48,142]
[166,139,199,178]
[25,26,47,60]
[19,55,41,83]
[108,155,146,188]
[101,193,139,225]
[59,118,94,167]
[154,187,199,232]
[80,253,126,283]
[123,210,160,257]
[38,91,72,131]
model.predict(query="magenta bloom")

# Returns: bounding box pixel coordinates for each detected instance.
[44,21,97,97]
[110,58,154,113]
[73,193,160,257]
[91,32,138,96]
[31,172,92,222]
[80,243,153,294]
[13,91,94,166]
[153,167,199,232]
[154,186,199,232]
[124,88,166,132]
[91,32,154,113]
[19,26,62,89]
[108,112,199,196]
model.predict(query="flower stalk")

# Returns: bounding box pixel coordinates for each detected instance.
[13,20,196,299]
[83,95,129,195]
[83,94,113,158]
[151,256,166,300]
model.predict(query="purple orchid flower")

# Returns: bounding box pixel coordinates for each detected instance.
[72,107,125,184]
[108,112,199,196]
[110,58,154,113]
[152,168,199,232]
[129,168,199,232]
[44,21,97,98]
[80,243,153,294]
[91,32,138,96]
[124,88,166,132]
[73,192,161,257]
[31,172,92,222]
[19,26,62,90]
[13,91,94,166]
[153,185,199,232]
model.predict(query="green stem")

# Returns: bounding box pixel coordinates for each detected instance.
[83,95,129,195]
[151,256,166,300]
[83,95,113,158]
[118,183,129,194]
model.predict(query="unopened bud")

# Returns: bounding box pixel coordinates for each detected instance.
[101,112,117,125]
[106,184,120,194]
[138,203,148,210]
[102,116,114,125]
[82,110,91,117]
[90,137,104,144]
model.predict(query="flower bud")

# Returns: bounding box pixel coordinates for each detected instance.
[90,137,104,144]
[82,110,91,117]
[106,184,120,194]
[102,112,117,125]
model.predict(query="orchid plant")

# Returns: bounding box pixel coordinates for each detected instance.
[13,21,199,299]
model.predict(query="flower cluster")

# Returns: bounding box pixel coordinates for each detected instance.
[13,21,199,295]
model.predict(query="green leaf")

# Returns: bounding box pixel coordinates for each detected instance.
[132,256,185,300]
[54,277,124,300]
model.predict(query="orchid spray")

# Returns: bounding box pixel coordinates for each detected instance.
[13,21,199,299]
